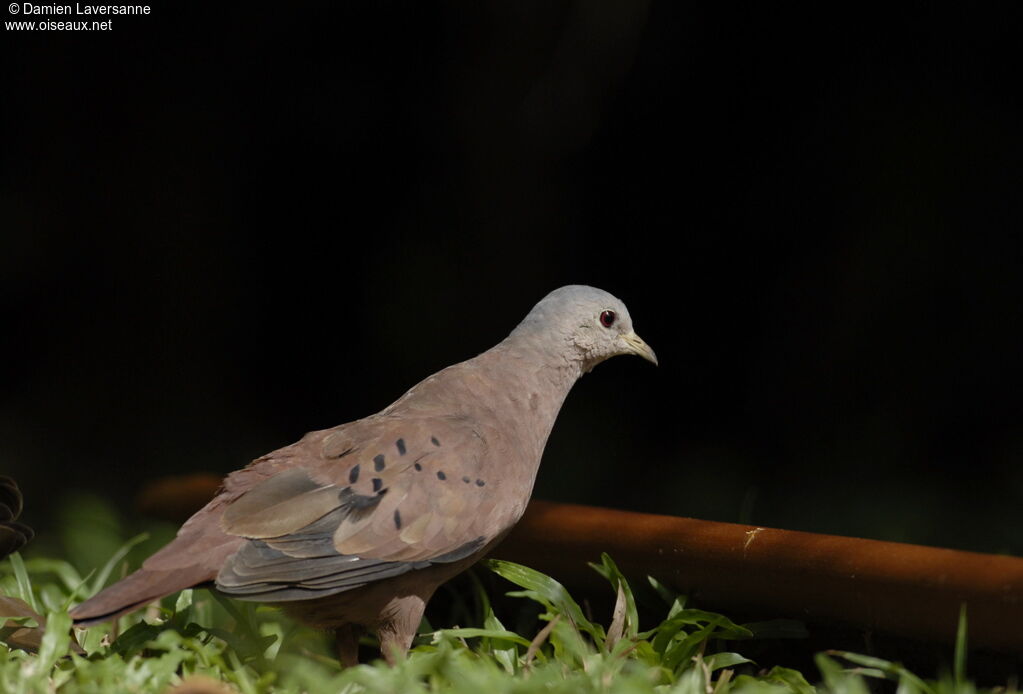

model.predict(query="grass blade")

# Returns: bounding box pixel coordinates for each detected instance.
[589,553,639,643]
[705,651,752,671]
[954,603,968,686]
[433,627,531,647]
[36,610,72,672]
[828,650,935,694]
[7,553,38,613]
[486,559,603,642]
[89,533,149,596]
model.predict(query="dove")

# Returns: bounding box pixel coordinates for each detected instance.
[69,285,657,665]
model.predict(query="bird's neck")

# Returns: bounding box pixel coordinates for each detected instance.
[386,333,583,465]
[476,333,584,458]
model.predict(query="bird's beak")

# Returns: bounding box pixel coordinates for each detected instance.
[621,331,658,366]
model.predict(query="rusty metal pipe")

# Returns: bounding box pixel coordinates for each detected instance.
[136,476,1023,654]
[496,501,1023,654]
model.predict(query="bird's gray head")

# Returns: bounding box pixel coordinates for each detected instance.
[510,285,658,372]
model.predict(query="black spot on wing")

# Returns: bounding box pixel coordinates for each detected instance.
[348,465,360,484]
[396,438,406,455]
[413,462,422,471]
[338,487,382,512]
[373,454,385,472]
[372,478,383,492]
[462,476,471,483]
[431,436,440,447]
[436,471,446,480]
[475,479,485,487]
[393,509,402,529]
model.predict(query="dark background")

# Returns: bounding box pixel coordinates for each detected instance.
[2,2,1022,556]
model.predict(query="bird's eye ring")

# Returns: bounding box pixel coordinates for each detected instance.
[599,310,616,328]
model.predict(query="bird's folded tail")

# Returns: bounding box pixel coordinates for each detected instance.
[69,563,215,626]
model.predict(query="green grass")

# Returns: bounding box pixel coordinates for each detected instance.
[0,495,998,694]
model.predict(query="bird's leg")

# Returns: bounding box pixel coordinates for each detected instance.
[377,595,427,666]
[334,623,364,668]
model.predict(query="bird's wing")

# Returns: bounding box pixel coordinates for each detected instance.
[213,415,512,602]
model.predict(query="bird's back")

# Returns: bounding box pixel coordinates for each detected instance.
[70,342,569,623]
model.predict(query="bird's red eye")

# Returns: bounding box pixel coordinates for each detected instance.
[599,310,616,328]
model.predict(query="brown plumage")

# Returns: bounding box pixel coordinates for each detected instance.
[1,477,33,560]
[69,285,657,664]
